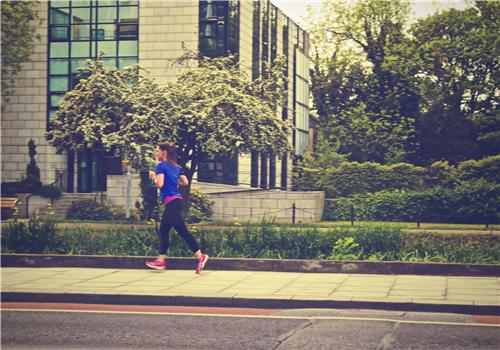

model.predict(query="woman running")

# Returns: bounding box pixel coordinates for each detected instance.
[145,142,209,273]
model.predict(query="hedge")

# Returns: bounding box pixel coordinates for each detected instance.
[323,180,500,224]
[294,155,500,198]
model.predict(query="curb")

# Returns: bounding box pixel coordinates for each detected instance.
[3,292,499,316]
[2,254,500,276]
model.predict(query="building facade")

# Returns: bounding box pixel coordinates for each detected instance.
[1,0,310,194]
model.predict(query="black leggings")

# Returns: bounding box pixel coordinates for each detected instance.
[159,199,199,255]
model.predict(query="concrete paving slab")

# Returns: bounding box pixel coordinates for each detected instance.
[2,267,499,315]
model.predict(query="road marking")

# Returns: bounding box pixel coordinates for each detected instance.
[2,308,499,328]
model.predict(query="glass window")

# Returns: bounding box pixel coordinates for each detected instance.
[118,40,137,56]
[118,57,137,69]
[98,0,117,5]
[50,94,65,108]
[97,24,116,40]
[71,0,91,7]
[117,22,137,39]
[98,41,117,56]
[71,41,90,57]
[102,58,117,67]
[72,7,91,23]
[51,8,70,24]
[98,7,117,22]
[48,110,58,121]
[201,23,216,37]
[119,6,138,21]
[51,0,70,8]
[72,24,91,40]
[216,23,225,40]
[119,0,138,5]
[51,26,69,41]
[50,59,69,74]
[71,58,89,73]
[200,3,217,19]
[50,76,69,91]
[50,42,69,57]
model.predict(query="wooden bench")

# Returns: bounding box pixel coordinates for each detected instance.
[1,197,18,220]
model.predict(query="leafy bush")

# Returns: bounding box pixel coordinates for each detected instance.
[297,161,425,197]
[324,180,500,224]
[186,189,214,223]
[3,222,498,264]
[138,167,159,221]
[66,199,114,220]
[457,155,500,183]
[112,207,141,222]
[35,184,62,200]
[2,211,57,253]
[294,155,499,198]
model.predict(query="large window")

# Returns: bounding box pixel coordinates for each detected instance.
[48,0,139,123]
[49,0,139,192]
[199,0,239,57]
[295,46,309,156]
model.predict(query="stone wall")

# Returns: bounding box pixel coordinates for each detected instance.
[106,175,142,210]
[208,190,325,223]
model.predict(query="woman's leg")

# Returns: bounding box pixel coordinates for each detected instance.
[173,219,200,254]
[158,206,173,259]
[168,199,202,257]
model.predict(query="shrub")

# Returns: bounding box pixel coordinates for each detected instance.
[186,189,214,223]
[1,211,57,253]
[324,180,500,224]
[138,168,159,221]
[66,199,114,220]
[112,207,141,222]
[457,155,500,183]
[24,139,42,192]
[35,184,62,200]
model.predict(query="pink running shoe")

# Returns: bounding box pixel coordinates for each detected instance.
[145,259,166,270]
[195,254,209,274]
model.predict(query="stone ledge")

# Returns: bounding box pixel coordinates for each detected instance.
[2,254,499,277]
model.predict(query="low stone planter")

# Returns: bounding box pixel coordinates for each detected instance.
[2,254,499,276]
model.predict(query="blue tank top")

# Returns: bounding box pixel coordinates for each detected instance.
[155,161,181,199]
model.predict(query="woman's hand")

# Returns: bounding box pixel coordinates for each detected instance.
[149,171,156,180]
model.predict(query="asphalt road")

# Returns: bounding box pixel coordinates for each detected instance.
[2,305,499,350]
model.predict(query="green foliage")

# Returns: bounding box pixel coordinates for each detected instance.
[25,139,42,192]
[2,211,57,253]
[1,1,41,98]
[295,155,499,198]
[307,0,418,164]
[410,2,500,162]
[186,189,214,223]
[457,155,500,184]
[35,184,62,200]
[324,180,500,224]
[306,0,499,165]
[137,166,159,221]
[3,222,498,264]
[46,55,290,214]
[66,199,114,221]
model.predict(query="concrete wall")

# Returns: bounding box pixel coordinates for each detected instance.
[208,190,325,223]
[138,0,198,85]
[106,175,142,210]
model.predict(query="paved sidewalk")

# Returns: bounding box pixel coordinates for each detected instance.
[2,267,499,314]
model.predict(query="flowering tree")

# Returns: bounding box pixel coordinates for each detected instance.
[46,55,290,206]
